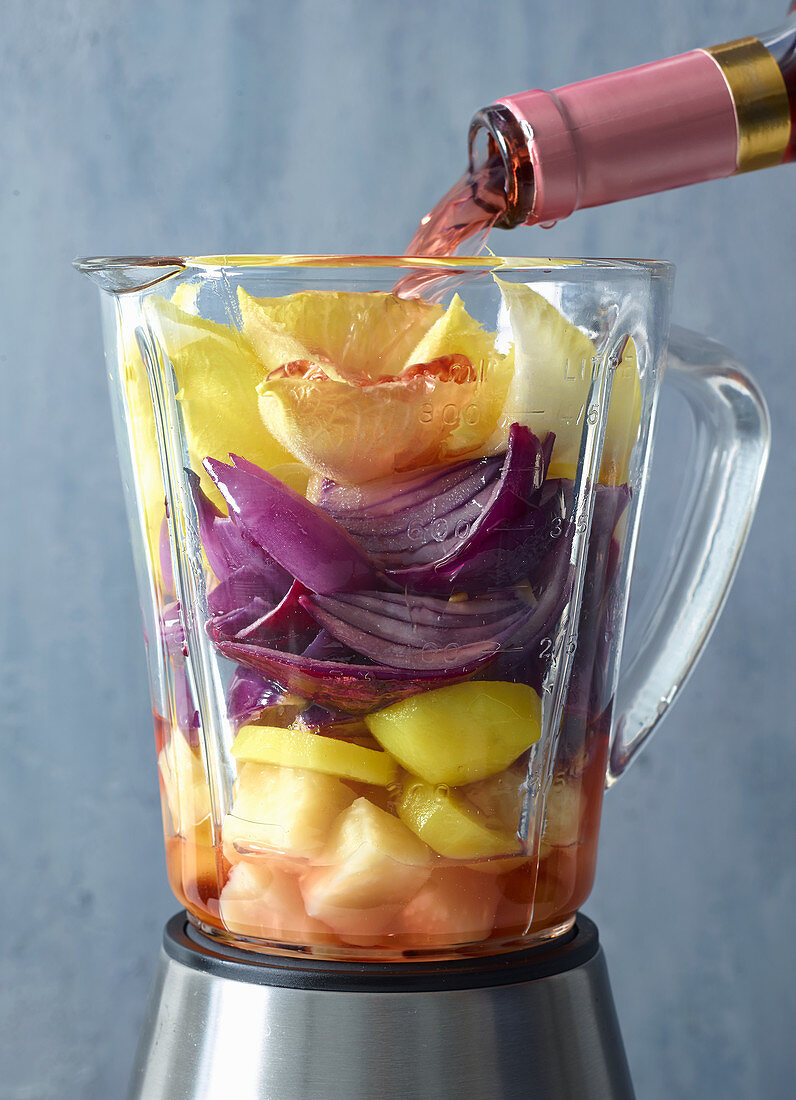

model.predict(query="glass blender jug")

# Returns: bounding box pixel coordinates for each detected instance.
[78,255,768,1096]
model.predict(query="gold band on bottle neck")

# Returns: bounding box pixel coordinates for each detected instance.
[703,38,791,172]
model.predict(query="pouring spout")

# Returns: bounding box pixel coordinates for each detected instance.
[73,256,186,293]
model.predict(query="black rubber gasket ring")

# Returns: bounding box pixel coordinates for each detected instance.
[163,911,599,993]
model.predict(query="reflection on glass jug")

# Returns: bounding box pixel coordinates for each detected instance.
[77,255,768,962]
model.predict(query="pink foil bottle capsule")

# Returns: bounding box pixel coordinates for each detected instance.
[471,23,794,226]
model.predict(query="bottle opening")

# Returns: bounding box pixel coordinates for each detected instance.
[468,106,535,230]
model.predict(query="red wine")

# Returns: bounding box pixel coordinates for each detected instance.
[406,149,509,258]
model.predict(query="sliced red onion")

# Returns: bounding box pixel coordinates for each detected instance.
[301,628,359,663]
[214,640,490,715]
[204,457,385,594]
[388,427,549,590]
[486,481,630,701]
[235,580,317,650]
[174,674,200,738]
[512,532,577,653]
[300,589,533,670]
[186,469,281,582]
[226,644,374,733]
[318,426,550,584]
[319,451,492,519]
[414,478,570,593]
[561,484,631,725]
[209,579,317,653]
[159,602,199,737]
[319,453,504,567]
[208,595,276,641]
[207,565,292,617]
[226,665,284,726]
[226,454,272,482]
[161,600,186,655]
[294,705,368,737]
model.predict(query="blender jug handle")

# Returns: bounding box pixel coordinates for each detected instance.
[608,325,770,784]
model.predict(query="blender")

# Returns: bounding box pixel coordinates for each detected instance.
[77,255,769,1099]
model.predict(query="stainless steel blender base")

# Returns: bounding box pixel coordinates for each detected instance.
[128,913,633,1100]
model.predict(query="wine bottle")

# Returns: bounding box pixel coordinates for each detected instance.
[469,12,795,228]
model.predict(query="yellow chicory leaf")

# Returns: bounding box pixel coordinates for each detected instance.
[119,283,229,586]
[118,305,168,580]
[405,293,503,369]
[170,281,202,315]
[494,280,641,485]
[406,294,514,461]
[145,296,303,510]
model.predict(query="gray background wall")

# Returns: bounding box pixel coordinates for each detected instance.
[1,1,794,1097]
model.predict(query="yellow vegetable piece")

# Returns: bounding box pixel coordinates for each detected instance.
[239,288,514,483]
[462,765,527,834]
[398,780,523,860]
[232,725,398,787]
[223,763,355,861]
[539,776,584,858]
[220,860,333,944]
[158,733,211,834]
[460,766,530,874]
[493,280,641,486]
[303,797,432,912]
[365,681,541,786]
[144,296,299,511]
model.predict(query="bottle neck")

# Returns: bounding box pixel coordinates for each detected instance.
[467,105,534,229]
[475,17,794,226]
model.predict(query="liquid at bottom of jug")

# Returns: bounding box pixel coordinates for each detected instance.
[156,711,610,963]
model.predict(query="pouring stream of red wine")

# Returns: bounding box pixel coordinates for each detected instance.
[405,149,509,258]
[398,150,511,298]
